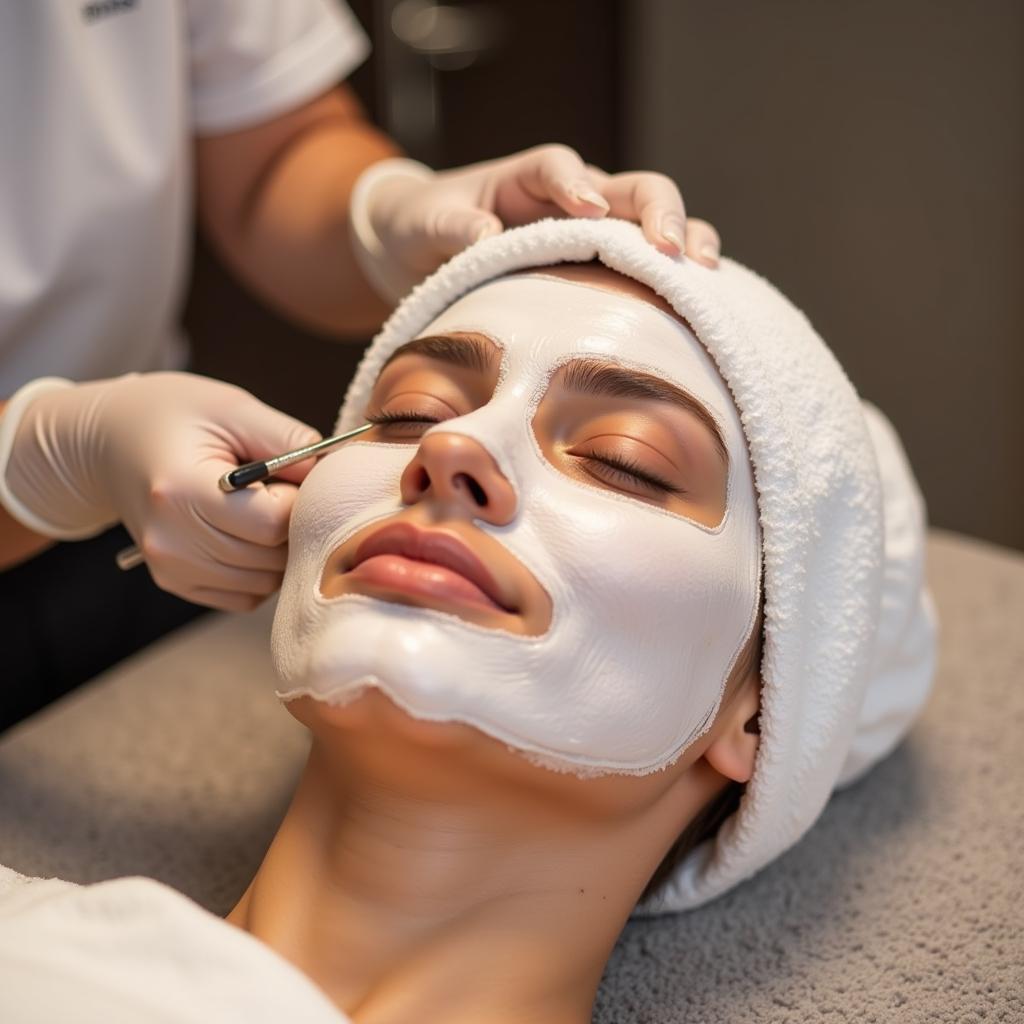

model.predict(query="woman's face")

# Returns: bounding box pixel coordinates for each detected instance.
[272,264,761,776]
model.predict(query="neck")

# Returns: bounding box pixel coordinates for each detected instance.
[228,712,689,1024]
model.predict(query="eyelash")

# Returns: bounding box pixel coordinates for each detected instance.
[365,410,442,429]
[582,452,681,496]
[365,412,680,496]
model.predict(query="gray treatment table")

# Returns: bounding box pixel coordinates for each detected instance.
[1,530,1021,1022]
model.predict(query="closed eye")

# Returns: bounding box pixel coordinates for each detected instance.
[365,410,443,437]
[578,452,682,496]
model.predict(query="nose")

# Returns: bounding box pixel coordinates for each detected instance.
[399,432,517,526]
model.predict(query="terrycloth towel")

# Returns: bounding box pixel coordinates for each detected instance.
[0,866,348,1023]
[334,218,937,912]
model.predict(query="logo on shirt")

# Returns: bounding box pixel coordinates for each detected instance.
[81,0,138,23]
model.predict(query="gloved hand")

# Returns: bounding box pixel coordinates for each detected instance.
[349,145,722,303]
[0,372,320,611]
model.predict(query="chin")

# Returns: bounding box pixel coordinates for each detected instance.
[284,688,594,800]
[286,688,500,754]
[284,690,693,827]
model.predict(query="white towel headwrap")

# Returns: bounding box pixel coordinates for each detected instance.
[332,218,937,912]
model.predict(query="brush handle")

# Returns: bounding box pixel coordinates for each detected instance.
[218,460,272,492]
[217,422,375,492]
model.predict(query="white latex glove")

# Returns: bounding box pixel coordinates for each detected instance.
[0,373,320,611]
[349,145,722,303]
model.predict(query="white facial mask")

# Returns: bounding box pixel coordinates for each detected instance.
[273,274,761,775]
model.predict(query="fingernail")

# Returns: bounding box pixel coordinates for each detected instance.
[474,221,498,242]
[568,183,609,211]
[699,243,720,265]
[663,228,685,252]
[658,216,686,252]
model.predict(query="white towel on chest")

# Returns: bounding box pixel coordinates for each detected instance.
[336,218,937,912]
[0,865,347,1022]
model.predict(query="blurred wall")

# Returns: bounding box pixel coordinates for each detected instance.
[623,0,1023,549]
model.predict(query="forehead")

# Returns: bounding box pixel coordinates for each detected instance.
[520,261,682,318]
[416,272,736,425]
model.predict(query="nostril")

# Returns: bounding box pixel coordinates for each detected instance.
[455,473,488,507]
[414,466,431,493]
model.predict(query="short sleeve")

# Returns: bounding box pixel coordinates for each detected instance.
[186,0,371,135]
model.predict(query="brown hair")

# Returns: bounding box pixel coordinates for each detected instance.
[640,612,764,904]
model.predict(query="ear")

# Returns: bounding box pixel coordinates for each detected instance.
[702,678,762,785]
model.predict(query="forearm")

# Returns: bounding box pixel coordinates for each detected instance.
[0,506,54,570]
[0,401,55,569]
[237,121,397,334]
[196,86,400,338]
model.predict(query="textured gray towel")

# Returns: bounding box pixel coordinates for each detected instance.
[0,530,1020,1021]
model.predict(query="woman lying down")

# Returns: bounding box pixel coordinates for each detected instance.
[0,219,936,1023]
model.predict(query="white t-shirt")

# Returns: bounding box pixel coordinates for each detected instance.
[0,0,369,396]
[0,865,351,1023]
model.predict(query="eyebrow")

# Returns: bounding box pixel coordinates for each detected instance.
[380,332,497,374]
[562,359,728,465]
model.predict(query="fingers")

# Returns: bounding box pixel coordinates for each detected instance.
[506,152,720,266]
[683,218,722,268]
[137,477,299,607]
[409,146,721,272]
[187,587,270,613]
[515,144,611,218]
[223,393,321,485]
[139,528,286,608]
[425,206,503,259]
[193,522,290,573]
[197,480,301,547]
[175,561,283,601]
[599,171,688,255]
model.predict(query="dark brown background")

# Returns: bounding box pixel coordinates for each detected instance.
[186,0,1022,550]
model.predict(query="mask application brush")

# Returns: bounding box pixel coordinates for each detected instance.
[115,422,374,571]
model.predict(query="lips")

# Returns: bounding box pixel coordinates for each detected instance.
[346,522,516,614]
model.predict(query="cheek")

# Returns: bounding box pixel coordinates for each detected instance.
[289,443,414,552]
[526,470,728,630]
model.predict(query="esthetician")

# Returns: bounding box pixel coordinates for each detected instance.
[0,0,721,724]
